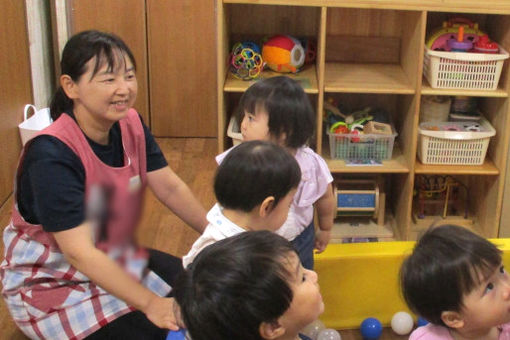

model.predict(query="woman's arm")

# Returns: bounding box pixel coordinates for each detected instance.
[53,223,179,330]
[314,183,335,253]
[147,166,208,233]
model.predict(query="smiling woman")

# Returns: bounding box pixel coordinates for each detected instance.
[0,30,208,340]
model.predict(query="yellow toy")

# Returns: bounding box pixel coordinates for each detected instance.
[426,17,485,51]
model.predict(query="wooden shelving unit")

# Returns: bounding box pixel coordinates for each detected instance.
[216,0,510,240]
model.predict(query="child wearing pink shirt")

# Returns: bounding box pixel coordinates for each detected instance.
[217,76,335,269]
[401,225,510,340]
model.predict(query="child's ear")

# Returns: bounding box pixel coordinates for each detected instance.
[259,196,275,217]
[441,310,464,329]
[259,321,285,340]
[60,74,79,100]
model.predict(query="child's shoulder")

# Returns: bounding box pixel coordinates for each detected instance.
[409,324,452,340]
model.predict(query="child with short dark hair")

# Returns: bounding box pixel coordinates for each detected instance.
[175,230,324,340]
[182,140,301,267]
[217,76,335,269]
[400,224,510,340]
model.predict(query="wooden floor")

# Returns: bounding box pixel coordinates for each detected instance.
[0,138,406,339]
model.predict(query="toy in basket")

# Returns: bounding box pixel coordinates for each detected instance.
[328,122,397,163]
[426,17,485,51]
[417,118,496,165]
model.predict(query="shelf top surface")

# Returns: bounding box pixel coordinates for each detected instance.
[324,63,415,94]
[421,79,508,98]
[222,0,510,14]
[414,158,499,175]
[323,144,410,173]
[224,64,318,94]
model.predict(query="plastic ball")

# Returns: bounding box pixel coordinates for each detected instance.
[360,317,382,340]
[391,311,414,335]
[229,41,264,80]
[317,328,342,340]
[166,329,186,340]
[417,316,429,327]
[301,319,326,340]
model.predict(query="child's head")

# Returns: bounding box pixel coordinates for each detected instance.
[401,224,510,334]
[174,230,324,340]
[238,76,315,149]
[50,30,137,120]
[215,140,301,231]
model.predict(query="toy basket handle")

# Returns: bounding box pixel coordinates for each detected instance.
[447,17,475,28]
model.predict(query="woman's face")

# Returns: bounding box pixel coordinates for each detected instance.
[70,51,137,124]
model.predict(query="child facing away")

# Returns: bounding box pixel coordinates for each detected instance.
[400,224,510,340]
[182,140,301,268]
[217,76,335,269]
[175,230,324,340]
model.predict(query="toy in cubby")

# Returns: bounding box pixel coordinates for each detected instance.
[426,17,485,51]
[262,35,305,73]
[413,175,470,226]
[229,41,264,80]
[323,99,396,163]
[330,176,394,243]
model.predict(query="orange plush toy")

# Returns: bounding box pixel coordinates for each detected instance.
[262,35,305,73]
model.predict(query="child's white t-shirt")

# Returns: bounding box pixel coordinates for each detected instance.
[216,146,333,241]
[182,203,245,268]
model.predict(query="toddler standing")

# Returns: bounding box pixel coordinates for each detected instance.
[217,76,335,269]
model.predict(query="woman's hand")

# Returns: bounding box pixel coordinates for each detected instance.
[143,296,180,331]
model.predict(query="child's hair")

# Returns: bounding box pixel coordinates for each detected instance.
[400,224,502,326]
[215,140,301,212]
[237,76,315,149]
[173,230,297,340]
[50,30,136,120]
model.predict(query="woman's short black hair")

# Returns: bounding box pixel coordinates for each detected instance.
[237,76,315,149]
[174,230,297,340]
[400,224,502,326]
[215,140,301,212]
[50,30,136,120]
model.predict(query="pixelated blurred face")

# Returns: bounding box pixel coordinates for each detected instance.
[241,108,271,142]
[73,51,137,123]
[278,252,324,333]
[265,189,296,231]
[459,264,510,334]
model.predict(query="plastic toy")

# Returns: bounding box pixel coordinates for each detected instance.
[166,329,186,340]
[335,177,385,226]
[426,17,485,51]
[474,34,499,53]
[390,311,414,335]
[317,328,342,340]
[447,26,473,52]
[360,317,382,340]
[229,41,264,80]
[417,317,429,327]
[262,35,305,73]
[301,319,326,340]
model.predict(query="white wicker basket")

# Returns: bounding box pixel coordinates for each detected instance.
[417,118,496,165]
[423,46,509,90]
[227,115,243,145]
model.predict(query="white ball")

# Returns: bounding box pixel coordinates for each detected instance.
[317,328,342,340]
[391,311,414,335]
[301,319,326,340]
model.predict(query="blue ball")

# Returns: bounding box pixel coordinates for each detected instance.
[417,317,429,327]
[166,329,186,340]
[360,317,383,340]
